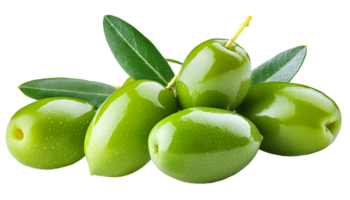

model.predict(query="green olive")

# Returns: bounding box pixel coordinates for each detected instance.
[236,82,342,156]
[6,97,96,169]
[177,39,251,110]
[85,80,179,177]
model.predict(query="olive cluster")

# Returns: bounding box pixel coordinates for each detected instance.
[6,18,341,184]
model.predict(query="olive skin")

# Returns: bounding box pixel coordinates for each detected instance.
[236,82,342,156]
[149,107,263,183]
[6,97,96,169]
[84,80,179,177]
[176,39,251,111]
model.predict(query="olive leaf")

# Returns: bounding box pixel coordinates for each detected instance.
[18,78,116,108]
[251,45,307,85]
[104,15,174,86]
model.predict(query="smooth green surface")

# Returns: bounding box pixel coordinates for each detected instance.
[251,46,307,85]
[85,80,179,177]
[177,39,251,111]
[149,107,262,183]
[104,15,174,86]
[236,82,342,156]
[19,78,116,108]
[6,97,96,169]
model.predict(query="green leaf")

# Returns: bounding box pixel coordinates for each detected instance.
[251,45,307,85]
[19,78,116,108]
[104,15,174,86]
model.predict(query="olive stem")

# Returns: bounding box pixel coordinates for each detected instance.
[166,75,178,90]
[225,16,252,49]
[166,59,183,65]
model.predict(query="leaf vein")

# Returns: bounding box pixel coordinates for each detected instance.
[264,48,306,82]
[105,16,168,85]
[20,86,112,97]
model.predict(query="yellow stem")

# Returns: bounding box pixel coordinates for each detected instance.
[114,86,121,89]
[171,87,176,96]
[166,75,177,90]
[225,16,252,49]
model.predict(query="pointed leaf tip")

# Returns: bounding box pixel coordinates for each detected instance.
[251,45,307,85]
[303,44,310,55]
[103,15,174,86]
